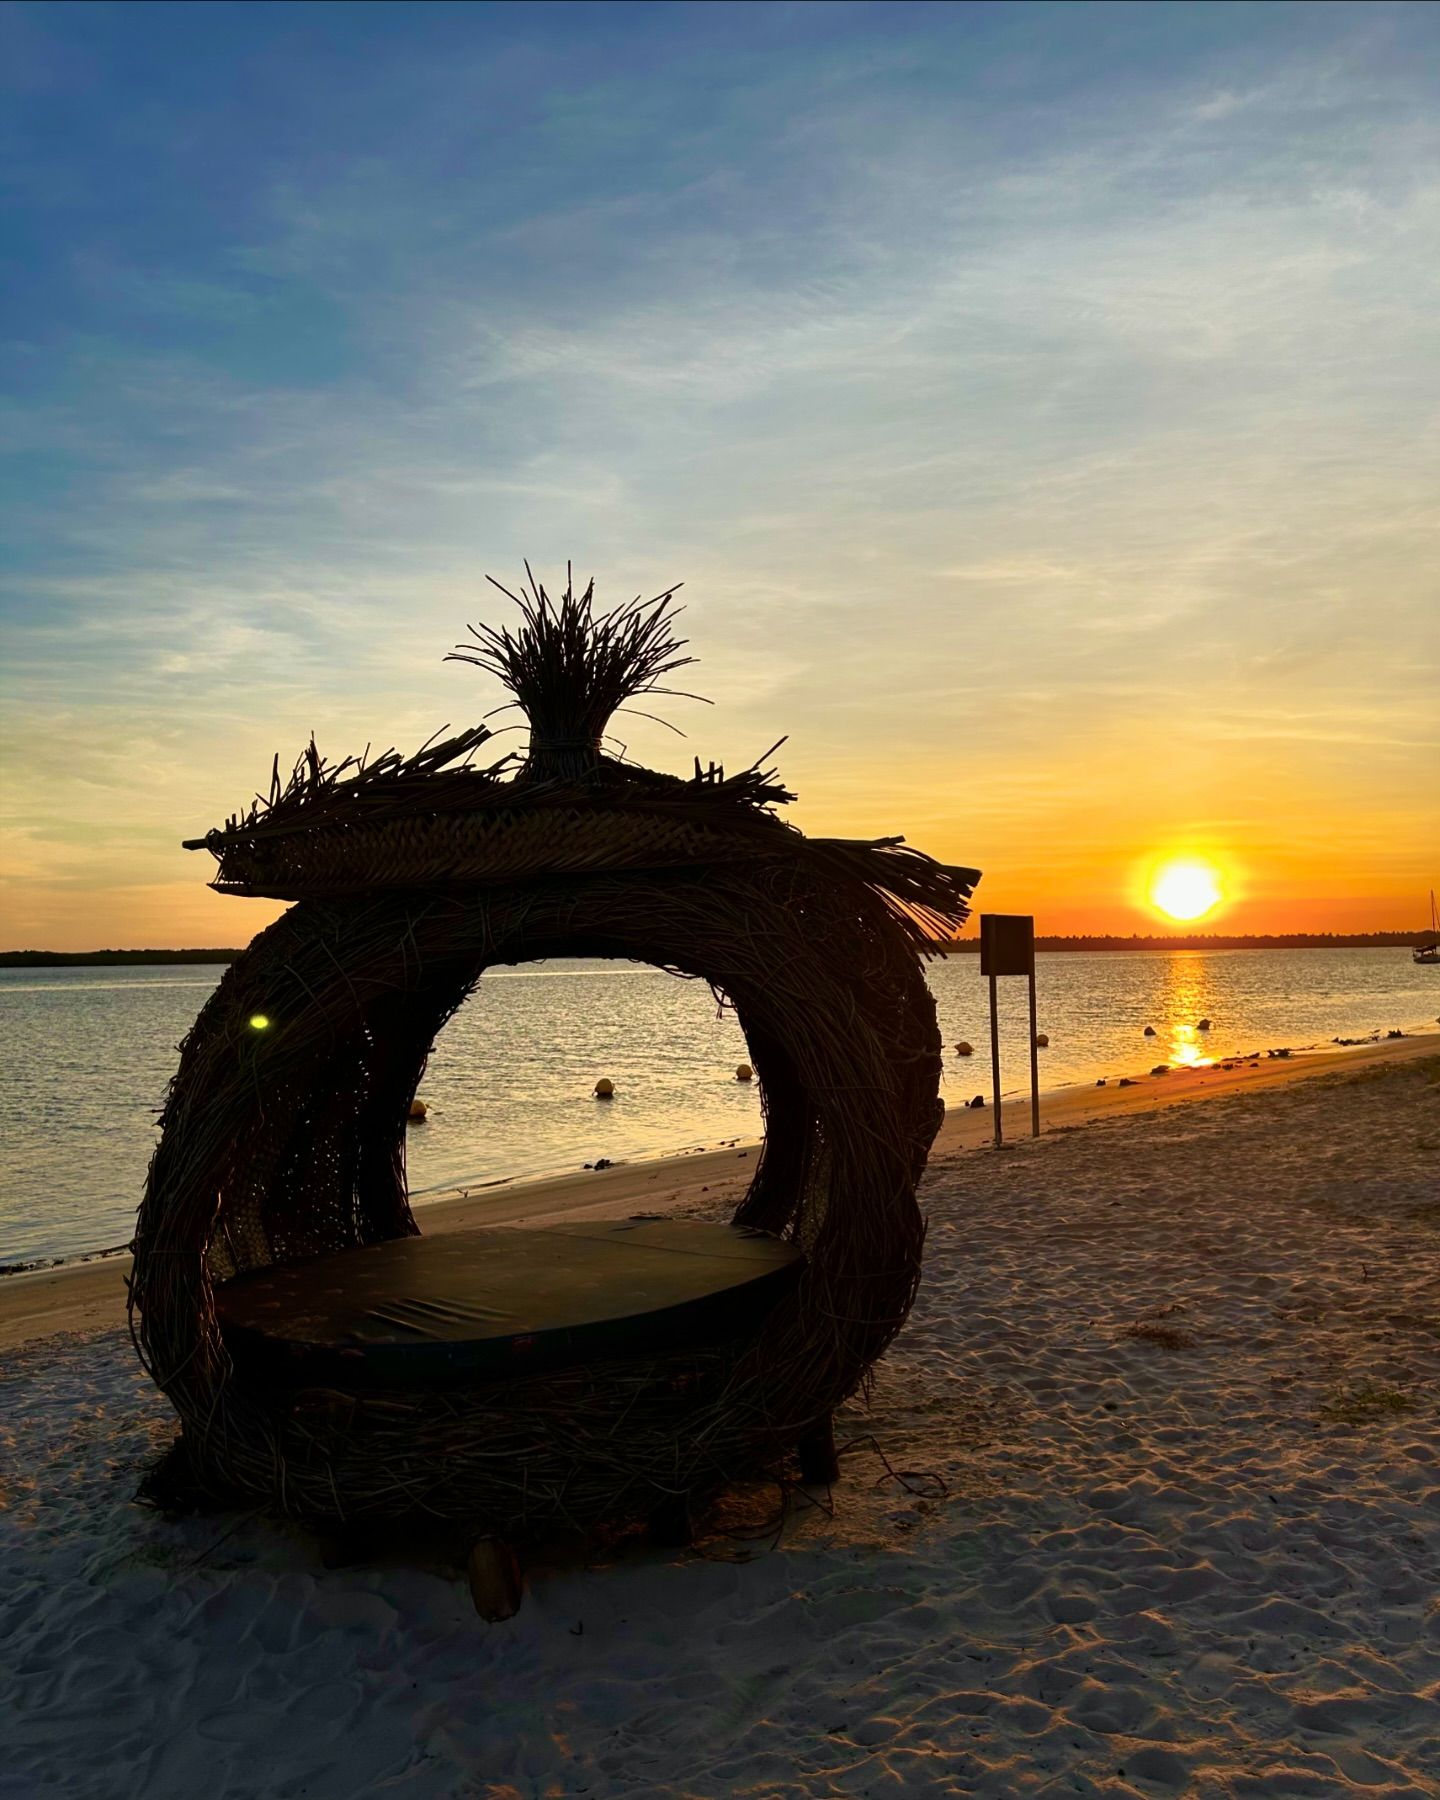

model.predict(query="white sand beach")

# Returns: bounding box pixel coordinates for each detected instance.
[3,1045,1438,1797]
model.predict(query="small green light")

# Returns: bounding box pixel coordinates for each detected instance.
[248,1013,271,1031]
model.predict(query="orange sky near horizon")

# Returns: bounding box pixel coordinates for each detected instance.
[3,568,1435,952]
[0,871,1426,956]
[2,589,1436,953]
[3,731,1431,952]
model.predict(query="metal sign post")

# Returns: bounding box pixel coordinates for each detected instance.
[979,913,1040,1147]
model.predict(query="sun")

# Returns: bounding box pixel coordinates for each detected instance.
[1150,858,1223,922]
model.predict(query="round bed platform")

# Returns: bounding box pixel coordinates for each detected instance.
[216,1218,806,1394]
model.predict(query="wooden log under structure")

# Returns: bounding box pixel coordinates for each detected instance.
[797,1413,839,1486]
[647,1492,695,1548]
[467,1537,524,1620]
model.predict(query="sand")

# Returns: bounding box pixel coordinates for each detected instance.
[3,1045,1438,1797]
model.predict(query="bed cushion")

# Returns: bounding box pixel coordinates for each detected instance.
[216,1217,804,1392]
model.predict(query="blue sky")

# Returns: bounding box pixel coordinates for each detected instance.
[2,1,1437,945]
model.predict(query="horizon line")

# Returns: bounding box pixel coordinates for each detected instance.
[1,928,1430,966]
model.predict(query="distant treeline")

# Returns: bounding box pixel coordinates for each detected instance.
[0,931,1423,967]
[0,948,241,967]
[928,932,1421,953]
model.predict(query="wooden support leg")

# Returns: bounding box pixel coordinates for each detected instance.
[797,1413,839,1486]
[647,1492,694,1548]
[467,1536,524,1621]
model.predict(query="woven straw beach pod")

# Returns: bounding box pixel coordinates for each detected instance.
[130,572,978,1535]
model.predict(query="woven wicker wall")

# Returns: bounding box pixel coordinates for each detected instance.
[130,857,945,1531]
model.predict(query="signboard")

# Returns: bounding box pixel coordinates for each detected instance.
[978,912,1040,1147]
[980,913,1035,978]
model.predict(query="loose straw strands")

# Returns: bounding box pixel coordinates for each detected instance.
[186,726,506,847]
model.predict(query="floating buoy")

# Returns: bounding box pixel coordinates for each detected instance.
[955,1041,974,1057]
[1143,1025,1157,1037]
[1034,1032,1049,1048]
[407,1097,428,1122]
[1197,1018,1211,1031]
[594,1078,614,1099]
[735,1063,754,1082]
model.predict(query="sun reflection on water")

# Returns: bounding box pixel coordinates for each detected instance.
[1168,1023,1213,1069]
[1162,956,1217,1069]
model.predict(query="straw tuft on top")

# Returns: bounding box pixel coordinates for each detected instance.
[447,563,701,781]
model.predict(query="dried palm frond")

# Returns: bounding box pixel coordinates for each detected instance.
[446,562,702,780]
[187,725,505,848]
[808,838,980,945]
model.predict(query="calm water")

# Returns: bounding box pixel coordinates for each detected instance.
[2,950,1434,1268]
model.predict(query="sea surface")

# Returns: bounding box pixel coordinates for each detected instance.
[2,949,1435,1268]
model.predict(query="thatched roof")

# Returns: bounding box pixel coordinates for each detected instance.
[184,569,979,942]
